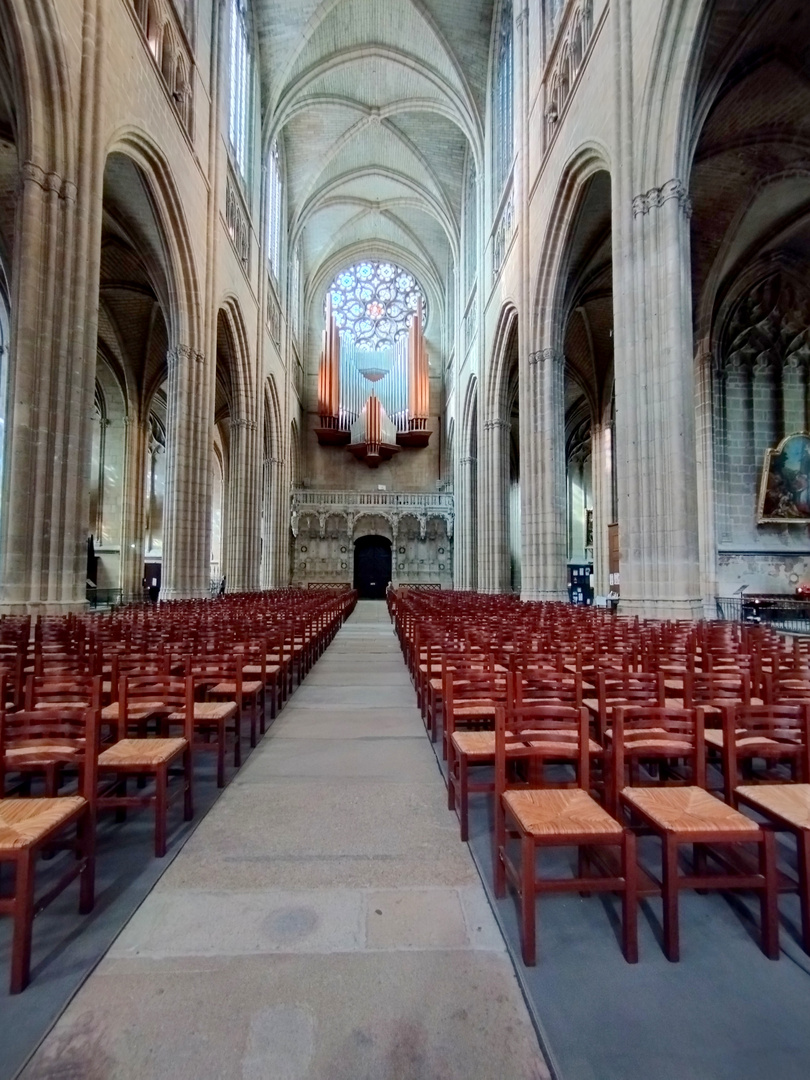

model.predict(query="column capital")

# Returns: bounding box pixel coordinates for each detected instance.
[529,348,564,365]
[231,417,258,432]
[20,161,76,202]
[483,418,509,432]
[167,344,205,369]
[632,178,692,219]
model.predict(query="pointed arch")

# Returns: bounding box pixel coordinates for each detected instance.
[530,142,611,354]
[105,129,203,352]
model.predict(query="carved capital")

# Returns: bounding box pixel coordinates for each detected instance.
[167,344,204,371]
[231,417,258,432]
[20,161,76,202]
[484,418,509,432]
[529,348,563,366]
[632,178,692,219]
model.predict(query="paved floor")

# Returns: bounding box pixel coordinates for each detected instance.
[20,602,549,1080]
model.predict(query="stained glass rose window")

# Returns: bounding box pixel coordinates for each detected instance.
[326,260,427,350]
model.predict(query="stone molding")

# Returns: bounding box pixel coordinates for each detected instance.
[483,418,509,432]
[528,348,563,365]
[632,178,692,219]
[20,161,76,202]
[167,344,205,369]
[231,417,258,431]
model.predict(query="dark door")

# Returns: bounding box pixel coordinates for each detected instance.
[354,535,392,599]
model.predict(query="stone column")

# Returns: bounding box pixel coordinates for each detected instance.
[523,349,567,600]
[261,456,284,588]
[591,422,612,596]
[161,345,210,599]
[695,351,718,614]
[479,418,510,592]
[120,415,149,598]
[457,455,477,589]
[0,146,107,612]
[615,179,701,617]
[224,416,261,591]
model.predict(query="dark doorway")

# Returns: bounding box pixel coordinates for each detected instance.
[353,535,392,599]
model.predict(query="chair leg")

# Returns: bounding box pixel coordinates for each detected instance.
[183,745,194,822]
[233,712,242,768]
[799,830,810,956]
[458,755,469,842]
[78,811,96,915]
[662,833,680,962]
[520,834,537,966]
[155,765,168,858]
[249,698,257,748]
[216,725,226,788]
[447,742,456,810]
[10,851,35,994]
[621,831,639,964]
[494,813,506,899]
[759,828,780,960]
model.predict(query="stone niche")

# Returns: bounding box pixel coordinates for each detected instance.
[291,512,452,588]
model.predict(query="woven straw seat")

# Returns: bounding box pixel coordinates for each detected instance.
[455,702,497,718]
[503,788,623,837]
[99,738,187,768]
[168,701,237,721]
[525,736,602,754]
[736,784,810,829]
[624,736,694,754]
[621,786,756,833]
[704,729,780,750]
[101,700,164,721]
[451,730,496,756]
[0,796,85,851]
[243,664,280,676]
[209,680,263,696]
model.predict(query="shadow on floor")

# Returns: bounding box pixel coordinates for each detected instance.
[0,744,249,1080]
[428,740,810,1080]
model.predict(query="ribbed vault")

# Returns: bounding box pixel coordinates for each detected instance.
[255,0,494,358]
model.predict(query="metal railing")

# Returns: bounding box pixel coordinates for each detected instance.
[716,595,810,634]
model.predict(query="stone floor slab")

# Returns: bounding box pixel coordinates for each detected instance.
[22,953,548,1080]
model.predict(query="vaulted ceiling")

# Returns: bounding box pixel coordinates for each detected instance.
[253,0,494,316]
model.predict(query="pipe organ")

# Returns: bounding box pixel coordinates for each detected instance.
[315,299,432,465]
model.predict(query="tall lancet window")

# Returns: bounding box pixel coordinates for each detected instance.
[492,0,514,200]
[464,160,477,297]
[228,0,250,176]
[267,140,282,280]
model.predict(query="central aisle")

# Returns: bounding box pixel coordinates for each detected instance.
[23,601,549,1080]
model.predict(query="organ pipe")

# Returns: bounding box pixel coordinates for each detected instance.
[317,294,341,425]
[408,298,429,429]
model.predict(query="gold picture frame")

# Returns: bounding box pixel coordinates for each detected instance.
[757,432,810,523]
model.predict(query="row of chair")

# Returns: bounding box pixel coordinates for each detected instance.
[390,587,810,966]
[0,587,357,993]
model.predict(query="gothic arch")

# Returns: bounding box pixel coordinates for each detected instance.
[530,143,611,354]
[105,130,202,352]
[485,303,518,420]
[0,0,76,175]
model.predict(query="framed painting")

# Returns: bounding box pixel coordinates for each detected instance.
[758,432,810,523]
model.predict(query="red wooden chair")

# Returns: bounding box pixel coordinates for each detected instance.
[493,703,638,965]
[616,705,779,962]
[0,706,98,992]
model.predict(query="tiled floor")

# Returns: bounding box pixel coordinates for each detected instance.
[20,602,550,1080]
